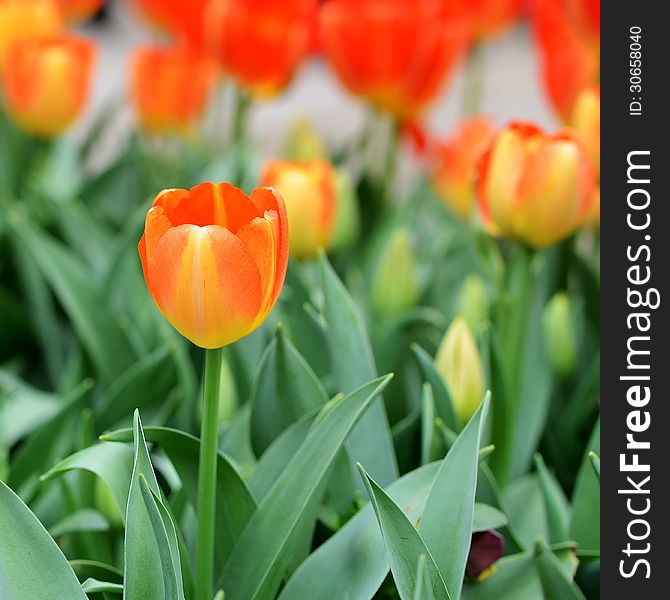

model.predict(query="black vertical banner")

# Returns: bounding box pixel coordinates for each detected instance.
[601,1,669,595]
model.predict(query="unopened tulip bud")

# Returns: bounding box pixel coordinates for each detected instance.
[435,317,485,424]
[456,274,489,333]
[477,122,596,248]
[260,159,335,260]
[371,228,420,316]
[330,167,360,251]
[543,292,577,378]
[282,118,327,161]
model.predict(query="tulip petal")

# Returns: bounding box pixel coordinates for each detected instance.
[236,214,279,326]
[147,224,262,348]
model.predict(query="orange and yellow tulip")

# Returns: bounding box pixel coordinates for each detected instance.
[206,0,317,97]
[320,0,470,121]
[56,0,104,23]
[2,34,95,137]
[570,85,599,226]
[131,0,209,51]
[476,122,596,248]
[433,116,496,221]
[260,159,335,259]
[138,182,289,349]
[130,45,217,135]
[532,0,599,120]
[0,0,62,68]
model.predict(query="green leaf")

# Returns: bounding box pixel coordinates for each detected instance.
[123,410,165,598]
[358,464,450,600]
[0,480,87,599]
[249,409,318,500]
[420,384,439,465]
[70,560,123,585]
[570,419,600,554]
[42,442,134,523]
[81,578,124,594]
[250,326,328,455]
[281,462,439,600]
[472,503,508,533]
[413,554,435,600]
[534,453,570,543]
[101,425,257,567]
[420,394,490,600]
[412,344,459,432]
[49,509,110,538]
[319,253,398,486]
[219,375,392,600]
[11,220,136,382]
[502,474,549,550]
[534,539,586,600]
[138,474,185,600]
[589,452,600,480]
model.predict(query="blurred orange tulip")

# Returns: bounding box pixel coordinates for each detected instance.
[131,0,209,50]
[476,122,596,248]
[0,0,63,68]
[206,0,317,96]
[533,0,599,120]
[433,116,496,220]
[56,0,104,23]
[131,45,217,135]
[570,85,599,226]
[320,0,470,121]
[138,182,289,349]
[2,34,95,137]
[460,0,525,39]
[260,159,335,259]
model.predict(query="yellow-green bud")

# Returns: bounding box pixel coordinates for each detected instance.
[282,118,327,161]
[330,167,360,251]
[543,292,577,378]
[456,274,489,333]
[371,227,420,316]
[435,317,485,425]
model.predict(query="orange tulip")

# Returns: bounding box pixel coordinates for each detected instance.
[433,116,496,220]
[460,0,525,39]
[570,86,599,226]
[320,0,470,121]
[0,0,63,68]
[138,182,289,349]
[476,122,596,248]
[131,0,209,50]
[56,0,104,23]
[532,0,599,120]
[570,85,599,171]
[130,45,217,135]
[206,0,317,97]
[260,159,335,259]
[2,34,95,137]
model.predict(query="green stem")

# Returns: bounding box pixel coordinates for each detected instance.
[195,348,223,600]
[230,85,251,149]
[462,42,485,116]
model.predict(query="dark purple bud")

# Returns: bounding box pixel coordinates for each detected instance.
[466,530,505,579]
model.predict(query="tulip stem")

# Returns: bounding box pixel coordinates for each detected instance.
[462,42,485,115]
[195,347,223,600]
[230,86,251,149]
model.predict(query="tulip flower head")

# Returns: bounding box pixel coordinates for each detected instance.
[131,0,210,51]
[435,317,485,425]
[260,159,335,259]
[130,45,217,135]
[320,0,470,121]
[461,0,525,39]
[570,85,599,171]
[433,116,496,221]
[206,0,317,97]
[0,0,63,68]
[138,182,289,349]
[2,34,95,137]
[476,122,596,248]
[533,0,599,120]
